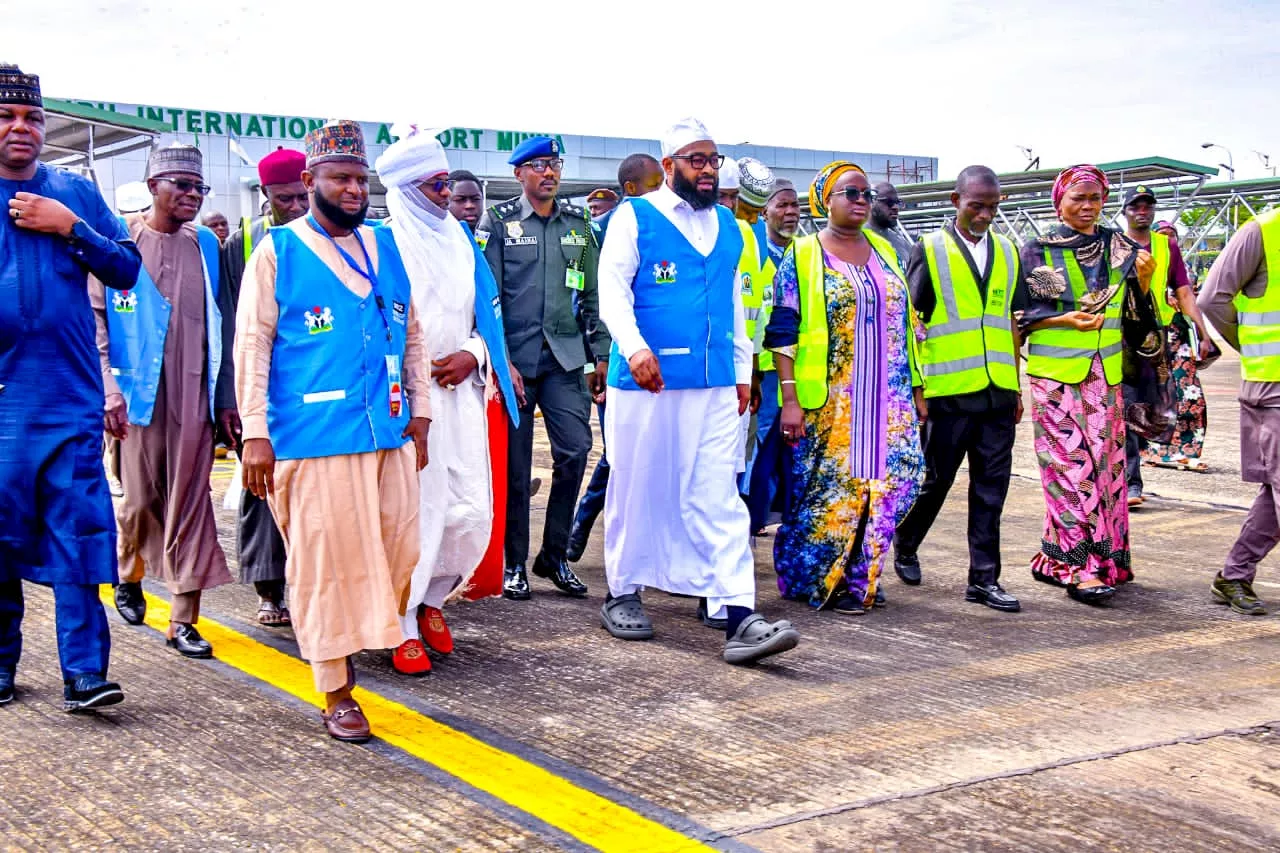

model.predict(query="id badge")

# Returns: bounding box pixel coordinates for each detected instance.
[565,267,584,291]
[386,355,403,418]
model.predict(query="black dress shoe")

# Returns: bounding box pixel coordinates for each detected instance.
[965,583,1022,612]
[503,565,531,601]
[532,552,588,597]
[696,598,728,630]
[114,582,146,625]
[565,524,588,563]
[894,550,922,586]
[166,623,213,658]
[1066,583,1114,606]
[63,674,124,713]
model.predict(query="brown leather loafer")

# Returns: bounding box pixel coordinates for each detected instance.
[322,698,371,743]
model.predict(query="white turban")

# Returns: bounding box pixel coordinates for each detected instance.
[719,156,739,190]
[375,128,450,189]
[661,116,713,158]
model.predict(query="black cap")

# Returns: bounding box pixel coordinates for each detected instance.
[1123,184,1157,206]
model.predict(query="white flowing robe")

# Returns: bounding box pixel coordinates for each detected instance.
[386,188,492,639]
[597,185,756,619]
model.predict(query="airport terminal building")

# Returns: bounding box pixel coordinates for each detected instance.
[55,99,938,221]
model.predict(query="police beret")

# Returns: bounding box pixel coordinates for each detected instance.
[508,135,562,166]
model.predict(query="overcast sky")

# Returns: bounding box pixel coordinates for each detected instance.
[8,0,1279,180]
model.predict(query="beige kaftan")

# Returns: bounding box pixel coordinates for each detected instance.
[90,215,231,601]
[234,217,431,692]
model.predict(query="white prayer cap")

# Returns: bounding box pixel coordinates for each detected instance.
[375,127,451,189]
[719,157,740,190]
[115,181,151,214]
[661,116,713,158]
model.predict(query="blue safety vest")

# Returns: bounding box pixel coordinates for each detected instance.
[106,222,222,426]
[607,198,743,391]
[267,224,414,460]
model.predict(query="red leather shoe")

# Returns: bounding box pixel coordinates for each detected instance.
[418,606,454,655]
[392,639,432,675]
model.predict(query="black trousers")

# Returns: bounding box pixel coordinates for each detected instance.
[894,405,1017,586]
[238,490,286,586]
[506,351,592,567]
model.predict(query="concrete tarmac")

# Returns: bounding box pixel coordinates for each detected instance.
[3,350,1278,852]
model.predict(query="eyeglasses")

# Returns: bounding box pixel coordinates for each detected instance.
[417,178,450,194]
[522,158,564,174]
[671,153,726,171]
[836,186,877,203]
[155,177,212,196]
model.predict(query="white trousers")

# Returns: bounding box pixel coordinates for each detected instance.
[604,386,755,619]
[400,383,492,642]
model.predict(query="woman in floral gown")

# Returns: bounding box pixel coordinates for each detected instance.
[764,161,925,615]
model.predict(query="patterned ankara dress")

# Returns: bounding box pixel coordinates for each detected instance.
[766,242,924,609]
[1021,228,1134,587]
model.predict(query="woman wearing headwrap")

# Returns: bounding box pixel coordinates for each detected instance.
[763,162,926,614]
[1021,165,1155,605]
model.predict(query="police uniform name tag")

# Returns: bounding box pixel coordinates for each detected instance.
[565,268,584,291]
[386,355,403,417]
[560,233,588,248]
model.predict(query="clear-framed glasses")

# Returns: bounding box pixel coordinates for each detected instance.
[522,157,564,174]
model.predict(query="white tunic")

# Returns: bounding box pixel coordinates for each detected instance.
[598,185,755,616]
[387,190,492,636]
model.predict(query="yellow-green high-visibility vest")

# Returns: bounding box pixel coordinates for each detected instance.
[919,230,1020,398]
[738,219,766,343]
[1149,232,1175,327]
[1024,246,1125,385]
[789,230,917,409]
[1234,208,1280,381]
[758,246,780,372]
[241,215,272,264]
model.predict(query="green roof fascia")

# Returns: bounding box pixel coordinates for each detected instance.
[1097,156,1219,177]
[42,98,171,134]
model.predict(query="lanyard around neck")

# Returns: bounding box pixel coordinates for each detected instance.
[306,215,393,341]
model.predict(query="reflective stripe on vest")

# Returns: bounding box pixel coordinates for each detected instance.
[919,231,1020,397]
[738,219,764,341]
[789,230,915,409]
[1235,209,1280,381]
[758,251,778,372]
[243,216,271,265]
[1024,247,1125,385]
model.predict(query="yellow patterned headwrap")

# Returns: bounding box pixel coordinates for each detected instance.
[809,160,867,218]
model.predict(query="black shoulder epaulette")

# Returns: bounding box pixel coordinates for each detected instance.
[488,196,523,222]
[558,198,587,219]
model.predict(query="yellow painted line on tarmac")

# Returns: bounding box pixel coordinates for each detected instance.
[101,588,710,853]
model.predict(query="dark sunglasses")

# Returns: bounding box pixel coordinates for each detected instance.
[836,186,876,203]
[156,176,212,196]
[417,177,450,194]
[671,153,726,170]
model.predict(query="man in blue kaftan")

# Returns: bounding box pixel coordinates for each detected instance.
[0,63,140,711]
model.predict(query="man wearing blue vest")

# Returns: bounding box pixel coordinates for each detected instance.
[893,166,1026,612]
[597,117,799,664]
[1,63,139,711]
[215,147,309,628]
[236,120,432,741]
[91,143,232,658]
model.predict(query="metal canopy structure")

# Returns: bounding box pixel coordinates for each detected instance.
[38,98,168,179]
[887,156,1220,247]
[1171,175,1280,254]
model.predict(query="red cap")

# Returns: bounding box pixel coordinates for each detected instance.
[258,147,306,187]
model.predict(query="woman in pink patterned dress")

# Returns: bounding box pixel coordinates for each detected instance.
[1020,165,1155,606]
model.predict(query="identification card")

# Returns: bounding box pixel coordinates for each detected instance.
[386,355,403,418]
[565,268,584,291]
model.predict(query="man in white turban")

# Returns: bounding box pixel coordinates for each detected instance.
[596,117,800,664]
[376,129,521,674]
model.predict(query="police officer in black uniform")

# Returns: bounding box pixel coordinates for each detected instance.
[477,136,610,600]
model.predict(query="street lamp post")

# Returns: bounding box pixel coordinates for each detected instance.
[1201,142,1236,181]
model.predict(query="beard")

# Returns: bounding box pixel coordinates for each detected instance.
[313,188,369,230]
[671,168,718,210]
